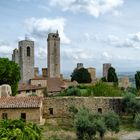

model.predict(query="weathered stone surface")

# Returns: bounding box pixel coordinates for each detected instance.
[43,97,123,118]
[0,84,11,97]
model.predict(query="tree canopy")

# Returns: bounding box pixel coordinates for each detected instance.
[107,67,118,85]
[135,71,140,90]
[0,119,42,140]
[0,58,20,95]
[71,68,91,83]
[122,93,140,119]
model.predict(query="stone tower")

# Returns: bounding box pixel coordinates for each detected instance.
[47,31,60,78]
[103,63,111,79]
[12,38,35,83]
[18,39,34,83]
[12,48,19,64]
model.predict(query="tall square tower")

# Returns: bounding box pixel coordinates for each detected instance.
[18,39,34,83]
[47,31,60,78]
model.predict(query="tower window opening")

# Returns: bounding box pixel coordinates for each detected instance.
[27,46,30,56]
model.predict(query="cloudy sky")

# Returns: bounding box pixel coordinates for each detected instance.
[0,0,140,76]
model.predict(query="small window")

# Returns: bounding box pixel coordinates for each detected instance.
[2,113,8,119]
[27,46,30,56]
[98,108,102,114]
[21,113,26,122]
[26,90,30,93]
[49,108,53,115]
[32,89,36,92]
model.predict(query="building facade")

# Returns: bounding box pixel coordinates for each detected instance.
[12,38,35,83]
[47,31,60,78]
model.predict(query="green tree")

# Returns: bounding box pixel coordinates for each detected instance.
[0,58,20,95]
[71,68,91,83]
[104,111,120,134]
[107,67,118,85]
[0,119,42,140]
[95,119,106,140]
[122,93,140,119]
[74,108,96,140]
[101,77,107,82]
[135,71,140,90]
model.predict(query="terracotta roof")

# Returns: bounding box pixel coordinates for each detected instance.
[0,96,43,108]
[18,83,44,91]
[31,76,47,80]
[47,78,66,92]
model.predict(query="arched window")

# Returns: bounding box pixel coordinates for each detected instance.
[27,46,30,56]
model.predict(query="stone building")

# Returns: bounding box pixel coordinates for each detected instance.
[119,76,130,90]
[12,48,19,64]
[103,63,111,79]
[0,96,44,124]
[77,63,84,69]
[47,31,60,78]
[17,83,44,97]
[43,97,123,119]
[87,67,96,82]
[12,38,34,83]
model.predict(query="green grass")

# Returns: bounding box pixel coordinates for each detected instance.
[120,116,137,131]
[41,116,139,140]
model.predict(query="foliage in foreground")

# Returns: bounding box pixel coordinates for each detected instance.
[0,58,20,95]
[0,119,42,140]
[134,113,140,129]
[74,108,120,140]
[122,93,140,119]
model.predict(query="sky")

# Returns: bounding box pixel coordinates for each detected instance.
[0,0,140,76]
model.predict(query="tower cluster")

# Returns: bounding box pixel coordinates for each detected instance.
[12,31,60,83]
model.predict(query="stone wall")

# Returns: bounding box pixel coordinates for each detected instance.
[0,108,41,123]
[43,97,122,119]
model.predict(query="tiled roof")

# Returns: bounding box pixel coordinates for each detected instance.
[31,76,47,80]
[18,83,44,91]
[0,96,43,108]
[47,78,67,92]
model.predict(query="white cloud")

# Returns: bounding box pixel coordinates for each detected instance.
[49,0,124,17]
[102,52,112,60]
[129,32,140,42]
[0,41,14,58]
[24,17,70,44]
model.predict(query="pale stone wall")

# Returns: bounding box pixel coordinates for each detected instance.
[119,76,130,89]
[17,89,44,97]
[43,97,122,118]
[18,40,34,83]
[0,108,41,123]
[103,63,111,79]
[30,79,47,87]
[47,32,60,78]
[87,67,96,82]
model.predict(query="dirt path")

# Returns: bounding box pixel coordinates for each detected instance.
[119,131,140,140]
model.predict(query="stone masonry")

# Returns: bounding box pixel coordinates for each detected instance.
[47,31,60,78]
[12,38,34,83]
[43,97,122,119]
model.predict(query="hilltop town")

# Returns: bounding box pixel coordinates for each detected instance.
[0,31,140,140]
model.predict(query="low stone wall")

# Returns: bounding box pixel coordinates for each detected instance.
[43,97,123,118]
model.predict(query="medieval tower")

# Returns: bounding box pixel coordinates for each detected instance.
[103,63,111,79]
[12,38,34,83]
[47,31,60,78]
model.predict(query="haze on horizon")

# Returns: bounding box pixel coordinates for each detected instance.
[0,0,140,75]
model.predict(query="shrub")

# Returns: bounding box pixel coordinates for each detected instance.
[134,113,140,129]
[66,87,81,96]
